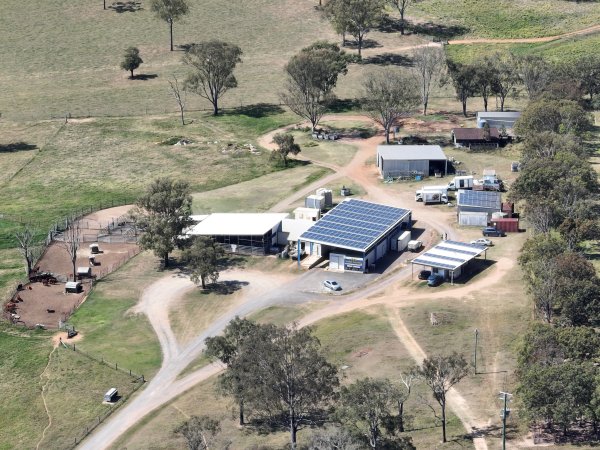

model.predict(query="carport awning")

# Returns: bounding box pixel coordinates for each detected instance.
[412,240,486,271]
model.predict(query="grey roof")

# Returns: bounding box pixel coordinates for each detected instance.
[300,199,411,253]
[377,145,447,161]
[477,112,521,119]
[457,190,502,210]
[412,240,486,271]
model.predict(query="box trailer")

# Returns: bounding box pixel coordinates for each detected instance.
[65,281,83,294]
[421,190,447,204]
[104,388,118,403]
[447,176,474,191]
[397,231,411,252]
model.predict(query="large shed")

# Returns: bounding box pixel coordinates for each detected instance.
[376,145,447,178]
[476,112,521,129]
[299,199,412,273]
[411,240,487,284]
[457,190,502,226]
[188,213,289,255]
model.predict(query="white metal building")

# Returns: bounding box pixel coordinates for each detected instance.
[411,240,487,284]
[376,145,448,178]
[188,213,289,254]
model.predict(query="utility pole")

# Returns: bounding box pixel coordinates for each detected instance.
[473,328,479,374]
[499,391,512,450]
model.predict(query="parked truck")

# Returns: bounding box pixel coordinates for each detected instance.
[447,175,474,191]
[415,185,449,202]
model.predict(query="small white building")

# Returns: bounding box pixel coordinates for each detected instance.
[457,190,502,226]
[294,207,321,222]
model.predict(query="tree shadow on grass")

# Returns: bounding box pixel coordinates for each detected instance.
[377,15,404,33]
[131,74,158,81]
[409,22,469,39]
[0,142,37,152]
[345,39,382,51]
[361,53,413,66]
[327,98,362,113]
[223,103,285,118]
[207,280,249,295]
[109,1,142,13]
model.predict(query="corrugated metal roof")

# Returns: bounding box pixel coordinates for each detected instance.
[412,240,486,271]
[377,145,447,161]
[477,112,521,119]
[452,128,500,140]
[189,213,289,236]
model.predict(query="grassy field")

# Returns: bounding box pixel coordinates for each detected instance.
[446,32,600,65]
[412,0,600,39]
[0,326,52,450]
[0,0,338,120]
[69,251,162,378]
[111,308,469,450]
[0,110,298,246]
[39,345,143,450]
[192,164,331,214]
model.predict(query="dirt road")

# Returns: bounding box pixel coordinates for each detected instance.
[82,118,492,449]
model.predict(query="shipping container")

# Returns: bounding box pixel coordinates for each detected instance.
[491,218,519,233]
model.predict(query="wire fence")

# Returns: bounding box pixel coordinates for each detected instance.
[58,339,146,449]
[2,199,141,325]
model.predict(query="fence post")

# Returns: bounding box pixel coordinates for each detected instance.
[115,362,118,370]
[73,344,76,351]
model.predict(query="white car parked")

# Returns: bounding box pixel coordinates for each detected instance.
[470,238,493,247]
[323,280,342,291]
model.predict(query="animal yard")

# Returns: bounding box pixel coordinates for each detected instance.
[2,0,600,449]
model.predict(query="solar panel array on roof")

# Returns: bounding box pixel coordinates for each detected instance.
[412,240,486,271]
[457,190,501,209]
[300,199,410,252]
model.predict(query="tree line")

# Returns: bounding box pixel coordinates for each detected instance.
[508,63,600,442]
[168,317,471,450]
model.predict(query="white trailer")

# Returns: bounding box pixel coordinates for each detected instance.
[415,187,448,203]
[421,190,447,204]
[397,230,411,252]
[447,175,474,191]
[407,240,422,252]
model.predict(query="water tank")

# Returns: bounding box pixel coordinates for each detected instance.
[316,188,333,208]
[305,195,325,210]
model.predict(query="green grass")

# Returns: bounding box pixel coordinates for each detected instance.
[0,112,301,247]
[69,252,162,377]
[192,164,332,213]
[446,33,600,65]
[39,346,143,450]
[0,326,51,450]
[413,0,600,39]
[291,131,359,167]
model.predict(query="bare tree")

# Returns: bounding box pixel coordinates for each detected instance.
[174,415,220,450]
[15,226,37,275]
[393,369,418,433]
[61,220,81,281]
[418,353,469,443]
[362,68,420,143]
[412,46,446,115]
[168,75,187,125]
